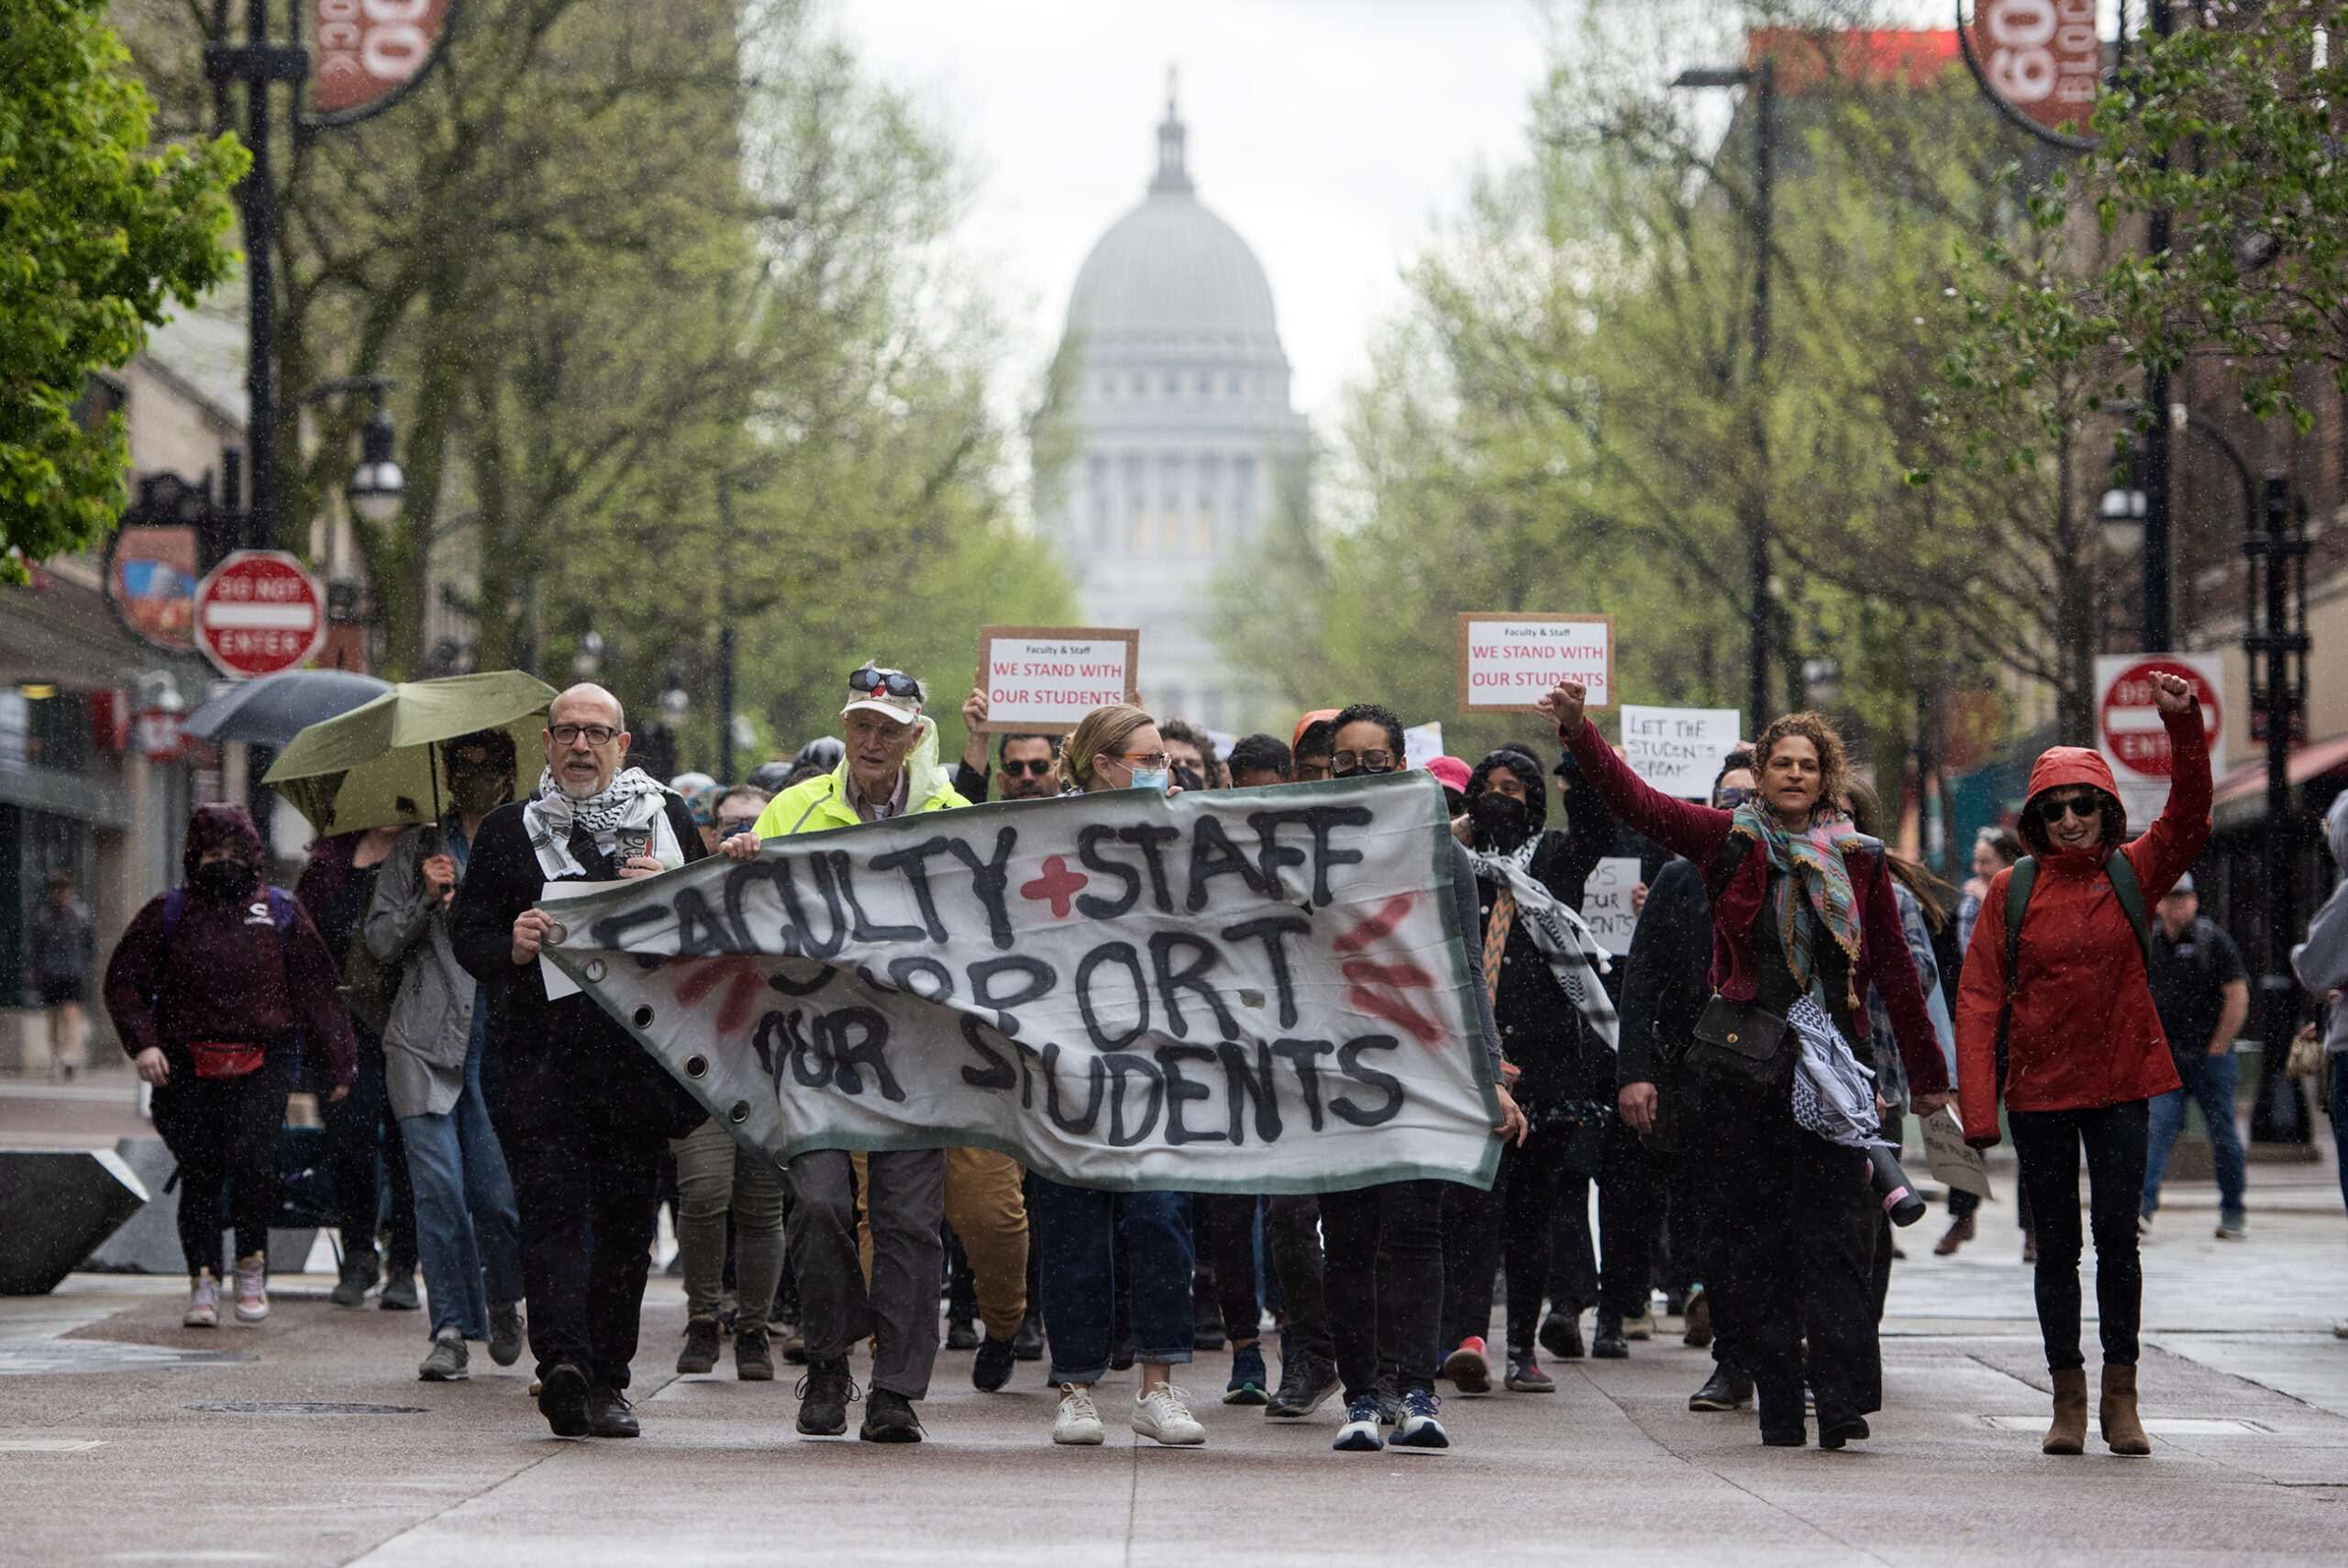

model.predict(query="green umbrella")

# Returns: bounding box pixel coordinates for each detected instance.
[264,670,561,835]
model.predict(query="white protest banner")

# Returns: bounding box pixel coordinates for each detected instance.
[1619,705,1742,800]
[976,624,1140,735]
[1919,1108,1991,1199]
[539,773,1501,1194]
[1402,722,1445,771]
[1579,856,1641,956]
[1456,613,1614,712]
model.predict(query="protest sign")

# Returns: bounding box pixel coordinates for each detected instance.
[1580,856,1642,956]
[975,626,1140,734]
[1619,706,1743,800]
[1456,613,1613,712]
[1920,1108,1991,1199]
[1402,722,1445,771]
[539,772,1501,1194]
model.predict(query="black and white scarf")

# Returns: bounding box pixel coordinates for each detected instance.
[522,766,678,879]
[1468,847,1619,1051]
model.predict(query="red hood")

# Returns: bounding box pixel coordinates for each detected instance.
[2020,745,2121,859]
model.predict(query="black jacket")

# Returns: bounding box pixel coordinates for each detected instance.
[1473,831,1610,1109]
[1617,856,1713,1090]
[449,794,709,1141]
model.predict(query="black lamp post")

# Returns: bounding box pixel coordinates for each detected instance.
[1673,58,1776,733]
[2246,471,2311,1143]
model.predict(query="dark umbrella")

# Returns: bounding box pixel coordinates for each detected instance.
[184,668,393,749]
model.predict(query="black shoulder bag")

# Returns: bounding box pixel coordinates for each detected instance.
[1685,835,1856,1106]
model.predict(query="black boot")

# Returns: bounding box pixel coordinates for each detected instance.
[1539,1309,1585,1360]
[972,1333,1016,1393]
[1012,1307,1045,1362]
[1689,1364,1755,1412]
[677,1315,722,1375]
[795,1359,857,1436]
[1757,1377,1808,1446]
[584,1386,639,1439]
[859,1387,924,1443]
[537,1363,590,1438]
[945,1317,980,1352]
[1590,1313,1628,1360]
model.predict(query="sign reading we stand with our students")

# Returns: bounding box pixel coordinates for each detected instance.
[1456,613,1615,713]
[975,626,1140,735]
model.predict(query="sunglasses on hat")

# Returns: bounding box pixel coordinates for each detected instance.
[849,666,921,700]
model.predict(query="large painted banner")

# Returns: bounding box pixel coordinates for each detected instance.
[539,771,1501,1194]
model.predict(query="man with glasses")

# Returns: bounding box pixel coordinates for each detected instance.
[956,681,1060,803]
[450,685,711,1440]
[725,664,1024,1441]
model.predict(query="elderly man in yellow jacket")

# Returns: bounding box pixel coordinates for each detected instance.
[725,663,1030,1441]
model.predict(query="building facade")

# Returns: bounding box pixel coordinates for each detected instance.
[1038,97,1310,734]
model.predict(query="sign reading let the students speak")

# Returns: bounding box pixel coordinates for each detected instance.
[1456,613,1614,712]
[974,625,1141,734]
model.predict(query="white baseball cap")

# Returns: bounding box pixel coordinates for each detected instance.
[840,662,923,726]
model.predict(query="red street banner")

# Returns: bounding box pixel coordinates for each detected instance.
[313,0,449,116]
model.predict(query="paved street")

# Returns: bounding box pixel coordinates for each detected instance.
[6,1077,2346,1568]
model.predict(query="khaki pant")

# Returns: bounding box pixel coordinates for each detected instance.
[856,1146,1028,1341]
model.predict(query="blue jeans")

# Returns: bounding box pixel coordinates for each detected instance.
[1030,1179,1192,1386]
[399,1039,523,1342]
[2141,1050,2245,1221]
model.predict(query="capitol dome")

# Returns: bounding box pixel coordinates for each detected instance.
[1039,91,1311,735]
[1067,117,1284,366]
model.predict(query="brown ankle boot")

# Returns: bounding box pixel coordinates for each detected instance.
[2099,1363,2151,1454]
[2043,1368,2088,1454]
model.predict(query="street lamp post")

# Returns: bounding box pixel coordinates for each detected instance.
[1673,58,1776,732]
[2246,471,2311,1143]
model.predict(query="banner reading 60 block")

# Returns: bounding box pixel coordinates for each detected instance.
[539,772,1501,1194]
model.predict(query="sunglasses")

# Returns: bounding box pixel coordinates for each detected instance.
[1112,751,1172,770]
[1000,757,1054,778]
[2035,793,2101,823]
[848,667,921,700]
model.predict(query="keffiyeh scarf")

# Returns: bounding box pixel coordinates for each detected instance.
[1468,847,1619,1052]
[1788,994,1888,1150]
[1730,799,1865,1003]
[523,766,678,879]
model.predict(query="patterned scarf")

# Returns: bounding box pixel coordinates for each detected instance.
[522,766,676,879]
[1468,846,1619,1051]
[1730,799,1864,1000]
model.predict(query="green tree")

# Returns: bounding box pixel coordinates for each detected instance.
[0,0,244,581]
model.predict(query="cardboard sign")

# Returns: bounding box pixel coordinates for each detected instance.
[975,625,1140,734]
[1580,856,1642,956]
[542,772,1502,1194]
[1620,706,1743,800]
[1456,613,1614,712]
[1402,722,1445,772]
[1920,1107,1991,1199]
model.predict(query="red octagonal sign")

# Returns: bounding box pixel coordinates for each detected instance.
[2099,657,2221,780]
[194,550,327,679]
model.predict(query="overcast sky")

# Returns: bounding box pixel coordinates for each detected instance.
[829,0,1561,435]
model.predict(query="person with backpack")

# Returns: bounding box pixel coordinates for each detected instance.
[1954,669,2210,1458]
[103,804,357,1328]
[2136,873,2251,1240]
[1537,682,1946,1450]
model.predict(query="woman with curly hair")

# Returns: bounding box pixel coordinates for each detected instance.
[1537,681,1945,1449]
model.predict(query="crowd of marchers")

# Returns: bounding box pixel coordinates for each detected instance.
[105,650,2348,1461]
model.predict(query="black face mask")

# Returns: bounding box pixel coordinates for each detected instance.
[192,859,257,901]
[1330,762,1392,780]
[1470,790,1532,851]
[1171,761,1207,794]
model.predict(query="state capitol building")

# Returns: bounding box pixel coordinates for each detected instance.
[1038,94,1311,736]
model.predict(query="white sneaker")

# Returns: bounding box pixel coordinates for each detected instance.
[2137,1211,2155,1240]
[184,1271,219,1329]
[1131,1383,1205,1446]
[1053,1385,1104,1445]
[233,1253,269,1323]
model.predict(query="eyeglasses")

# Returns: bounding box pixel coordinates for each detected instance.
[1714,786,1755,810]
[848,666,921,700]
[549,723,620,747]
[1111,751,1171,770]
[1000,757,1055,778]
[1329,750,1395,774]
[2035,792,2100,823]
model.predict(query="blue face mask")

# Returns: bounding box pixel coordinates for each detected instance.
[1127,767,1170,795]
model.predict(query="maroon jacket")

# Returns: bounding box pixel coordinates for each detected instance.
[102,805,356,1091]
[1559,719,1948,1097]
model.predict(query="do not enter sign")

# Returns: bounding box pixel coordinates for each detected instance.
[2095,654,2224,828]
[195,550,327,679]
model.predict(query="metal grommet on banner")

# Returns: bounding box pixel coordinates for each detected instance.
[546,922,568,946]
[631,1005,654,1029]
[728,1101,749,1124]
[684,1055,708,1078]
[583,959,605,982]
